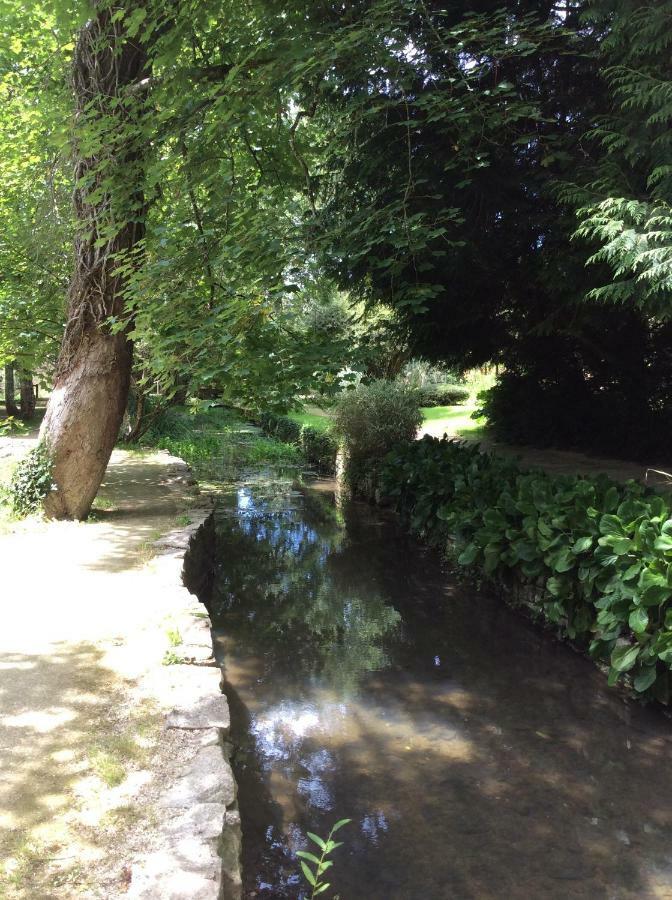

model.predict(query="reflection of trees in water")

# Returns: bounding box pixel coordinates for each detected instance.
[207,484,400,694]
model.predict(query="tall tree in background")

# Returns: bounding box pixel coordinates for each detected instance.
[39,2,149,518]
[3,365,18,417]
[572,0,672,315]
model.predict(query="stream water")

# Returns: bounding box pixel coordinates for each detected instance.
[185,471,672,900]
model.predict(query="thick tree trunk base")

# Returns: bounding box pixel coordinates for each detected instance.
[40,331,131,520]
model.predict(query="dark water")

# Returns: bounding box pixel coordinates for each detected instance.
[185,472,672,900]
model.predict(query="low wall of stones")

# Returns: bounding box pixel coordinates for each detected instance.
[128,483,241,899]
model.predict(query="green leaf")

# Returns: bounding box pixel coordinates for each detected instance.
[300,861,316,887]
[611,644,640,673]
[457,543,478,566]
[296,851,321,866]
[306,832,326,851]
[633,667,657,693]
[572,536,593,554]
[628,608,648,634]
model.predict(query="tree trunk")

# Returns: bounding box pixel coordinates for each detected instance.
[39,3,148,520]
[19,373,36,420]
[4,364,18,417]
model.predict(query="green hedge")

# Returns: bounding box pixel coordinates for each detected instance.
[380,436,672,701]
[258,412,338,473]
[417,384,469,407]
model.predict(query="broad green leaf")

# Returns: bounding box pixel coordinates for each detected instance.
[633,667,657,693]
[628,608,648,634]
[611,644,640,673]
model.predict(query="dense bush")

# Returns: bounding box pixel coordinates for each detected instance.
[333,380,423,484]
[258,412,338,473]
[9,444,53,516]
[417,384,469,407]
[380,436,672,701]
[300,427,339,473]
[478,333,672,459]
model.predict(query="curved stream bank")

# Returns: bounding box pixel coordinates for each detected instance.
[184,470,672,900]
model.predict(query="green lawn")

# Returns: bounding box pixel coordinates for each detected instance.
[287,410,331,432]
[288,402,486,441]
[420,404,486,440]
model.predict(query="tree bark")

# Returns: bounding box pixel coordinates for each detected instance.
[39,3,148,520]
[4,365,18,417]
[19,373,36,420]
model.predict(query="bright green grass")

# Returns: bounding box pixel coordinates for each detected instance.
[287,410,331,432]
[420,403,486,440]
[287,403,486,440]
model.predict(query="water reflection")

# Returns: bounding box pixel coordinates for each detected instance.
[197,480,401,696]
[185,475,672,900]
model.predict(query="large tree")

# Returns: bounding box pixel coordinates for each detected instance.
[38,2,149,518]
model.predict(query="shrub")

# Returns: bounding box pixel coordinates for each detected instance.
[332,380,423,484]
[380,436,672,701]
[9,444,53,516]
[478,367,672,459]
[299,426,338,473]
[417,384,470,407]
[257,412,338,473]
[400,359,462,389]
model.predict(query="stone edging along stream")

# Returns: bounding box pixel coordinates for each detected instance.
[127,458,242,900]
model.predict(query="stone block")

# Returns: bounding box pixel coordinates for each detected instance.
[166,693,230,731]
[160,745,236,808]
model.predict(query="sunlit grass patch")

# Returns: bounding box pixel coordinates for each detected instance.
[288,409,331,432]
[88,728,152,788]
[420,402,486,439]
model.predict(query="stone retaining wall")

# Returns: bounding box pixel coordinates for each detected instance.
[128,488,241,899]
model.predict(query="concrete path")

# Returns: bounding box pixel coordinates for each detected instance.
[0,441,218,898]
[420,419,671,489]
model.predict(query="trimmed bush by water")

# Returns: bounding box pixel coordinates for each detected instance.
[258,412,338,473]
[380,436,672,701]
[332,380,423,485]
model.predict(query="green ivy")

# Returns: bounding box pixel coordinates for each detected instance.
[380,437,672,701]
[9,444,53,516]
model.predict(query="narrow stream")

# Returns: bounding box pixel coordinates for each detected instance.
[185,471,672,900]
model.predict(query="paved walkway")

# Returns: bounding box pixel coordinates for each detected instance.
[0,438,208,898]
[420,419,671,489]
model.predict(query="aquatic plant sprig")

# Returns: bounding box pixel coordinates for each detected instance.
[297,818,351,898]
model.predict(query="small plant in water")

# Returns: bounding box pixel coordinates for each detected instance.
[297,818,350,898]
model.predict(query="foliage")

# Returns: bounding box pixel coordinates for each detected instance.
[8,444,53,516]
[4,0,672,484]
[297,818,351,899]
[381,436,672,700]
[400,359,462,390]
[288,410,330,433]
[416,384,469,408]
[478,325,672,459]
[258,412,338,473]
[332,380,422,484]
[570,1,672,316]
[134,403,301,475]
[0,416,24,436]
[0,2,71,375]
